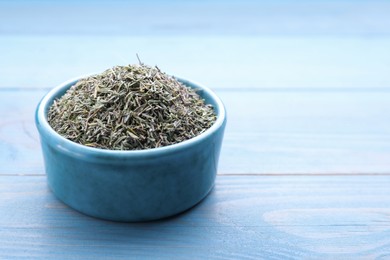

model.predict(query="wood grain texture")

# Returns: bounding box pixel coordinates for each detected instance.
[1,89,390,175]
[1,175,390,258]
[1,1,390,258]
[1,0,390,36]
[1,36,390,89]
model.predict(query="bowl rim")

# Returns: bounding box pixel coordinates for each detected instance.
[35,74,226,159]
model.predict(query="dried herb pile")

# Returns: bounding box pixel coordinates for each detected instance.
[48,64,216,150]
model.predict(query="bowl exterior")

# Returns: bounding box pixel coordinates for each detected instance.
[39,124,225,221]
[36,77,226,222]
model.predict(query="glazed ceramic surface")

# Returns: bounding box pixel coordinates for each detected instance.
[35,76,226,222]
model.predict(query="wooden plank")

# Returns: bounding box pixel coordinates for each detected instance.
[1,0,390,36]
[221,89,390,174]
[1,36,390,89]
[1,89,390,175]
[1,175,390,258]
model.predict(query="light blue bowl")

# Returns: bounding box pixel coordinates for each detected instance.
[35,76,226,222]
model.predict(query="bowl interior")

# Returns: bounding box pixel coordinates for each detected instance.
[36,75,226,157]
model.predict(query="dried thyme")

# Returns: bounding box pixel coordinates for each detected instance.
[47,64,217,150]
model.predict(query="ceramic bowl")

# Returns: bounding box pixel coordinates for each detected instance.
[35,76,226,222]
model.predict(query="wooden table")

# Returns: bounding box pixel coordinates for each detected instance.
[1,1,390,258]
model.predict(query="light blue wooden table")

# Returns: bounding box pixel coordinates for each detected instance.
[1,0,390,258]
